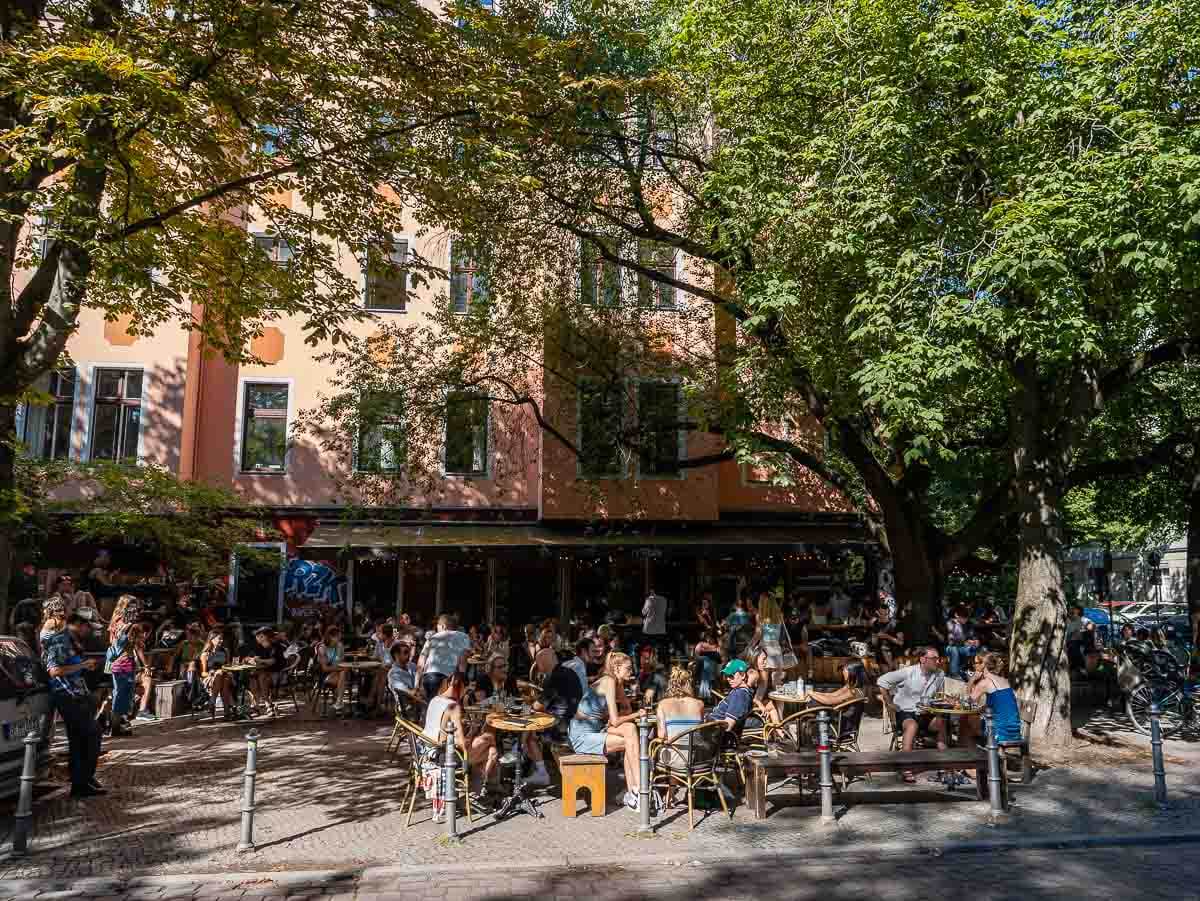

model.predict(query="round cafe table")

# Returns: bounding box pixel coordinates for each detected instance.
[485,711,557,820]
[222,663,259,718]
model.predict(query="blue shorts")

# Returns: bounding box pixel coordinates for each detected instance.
[112,672,135,716]
[569,727,607,756]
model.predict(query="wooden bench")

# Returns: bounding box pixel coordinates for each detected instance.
[745,748,1003,820]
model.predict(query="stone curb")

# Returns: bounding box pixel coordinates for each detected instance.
[5,829,1200,894]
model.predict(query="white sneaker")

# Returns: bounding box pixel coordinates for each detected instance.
[623,790,639,811]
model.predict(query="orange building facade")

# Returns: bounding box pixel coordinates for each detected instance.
[15,193,871,629]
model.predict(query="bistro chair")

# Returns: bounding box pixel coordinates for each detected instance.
[879,690,902,751]
[396,718,474,827]
[718,720,766,787]
[650,721,730,830]
[387,688,425,760]
[275,655,306,713]
[997,698,1036,784]
[764,705,835,753]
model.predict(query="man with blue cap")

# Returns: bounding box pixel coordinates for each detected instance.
[705,658,756,736]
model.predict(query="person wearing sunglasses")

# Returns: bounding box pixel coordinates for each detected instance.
[876,647,947,782]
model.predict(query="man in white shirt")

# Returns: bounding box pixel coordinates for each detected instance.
[876,647,947,760]
[416,613,472,699]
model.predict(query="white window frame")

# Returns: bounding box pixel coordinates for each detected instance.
[233,376,295,476]
[634,377,686,481]
[84,363,147,463]
[362,232,412,314]
[353,390,406,474]
[575,377,628,480]
[441,388,490,478]
[638,242,680,311]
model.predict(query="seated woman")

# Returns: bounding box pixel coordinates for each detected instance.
[421,672,500,819]
[199,629,236,720]
[806,661,867,708]
[314,625,348,711]
[655,666,705,741]
[569,652,649,813]
[963,652,1022,744]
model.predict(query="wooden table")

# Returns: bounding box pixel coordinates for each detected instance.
[919,702,984,782]
[486,712,557,820]
[336,660,386,714]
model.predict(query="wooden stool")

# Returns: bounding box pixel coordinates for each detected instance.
[559,753,607,817]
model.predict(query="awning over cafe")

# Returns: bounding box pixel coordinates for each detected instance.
[300,520,869,556]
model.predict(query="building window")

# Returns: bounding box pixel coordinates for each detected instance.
[356,393,405,473]
[637,380,683,477]
[241,383,289,472]
[581,239,622,306]
[444,391,488,476]
[638,242,677,309]
[91,368,143,462]
[578,379,624,478]
[253,233,293,266]
[21,370,75,461]
[365,238,408,312]
[450,243,488,313]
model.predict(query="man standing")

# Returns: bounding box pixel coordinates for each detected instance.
[416,614,471,699]
[642,586,668,659]
[876,647,947,780]
[40,599,104,798]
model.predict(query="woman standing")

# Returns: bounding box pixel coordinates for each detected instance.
[568,652,648,813]
[106,595,141,736]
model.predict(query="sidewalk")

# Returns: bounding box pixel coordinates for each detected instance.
[2,703,1198,883]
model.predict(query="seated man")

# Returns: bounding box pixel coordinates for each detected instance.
[704,659,757,736]
[387,640,419,715]
[537,657,588,743]
[876,646,947,782]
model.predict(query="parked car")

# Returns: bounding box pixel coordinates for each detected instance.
[1117,602,1187,623]
[0,635,53,800]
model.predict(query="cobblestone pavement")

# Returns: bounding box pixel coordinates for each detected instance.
[2,842,1199,900]
[2,700,1198,883]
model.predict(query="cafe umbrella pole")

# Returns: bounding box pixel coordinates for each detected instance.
[11,729,40,855]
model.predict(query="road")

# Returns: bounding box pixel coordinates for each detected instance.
[4,840,1198,900]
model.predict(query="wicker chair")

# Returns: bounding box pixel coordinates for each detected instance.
[396,718,474,827]
[387,687,425,759]
[650,721,730,829]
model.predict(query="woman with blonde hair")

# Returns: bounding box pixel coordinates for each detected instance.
[966,652,1021,743]
[569,651,651,813]
[106,594,141,736]
[655,666,704,741]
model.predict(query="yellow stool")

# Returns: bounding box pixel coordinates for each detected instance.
[559,753,608,817]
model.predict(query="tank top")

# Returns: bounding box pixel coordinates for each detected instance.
[985,682,1022,743]
[423,695,455,742]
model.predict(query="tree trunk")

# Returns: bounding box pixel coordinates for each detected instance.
[883,503,943,644]
[1187,441,1200,644]
[0,402,16,631]
[1008,459,1074,749]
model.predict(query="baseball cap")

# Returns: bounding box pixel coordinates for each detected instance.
[721,659,750,676]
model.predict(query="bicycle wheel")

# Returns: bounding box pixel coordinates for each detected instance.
[1126,683,1186,737]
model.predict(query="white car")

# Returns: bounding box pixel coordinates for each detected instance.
[0,635,53,800]
[1115,602,1187,622]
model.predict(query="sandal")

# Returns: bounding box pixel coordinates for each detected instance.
[902,772,917,784]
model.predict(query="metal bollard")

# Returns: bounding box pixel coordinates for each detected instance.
[817,710,834,824]
[443,720,459,839]
[983,709,1006,819]
[11,729,40,855]
[236,728,260,853]
[637,710,653,834]
[1150,702,1168,809]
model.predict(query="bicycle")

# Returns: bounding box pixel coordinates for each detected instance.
[1121,645,1198,737]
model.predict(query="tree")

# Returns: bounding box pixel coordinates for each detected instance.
[0,0,533,622]
[303,0,1200,747]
